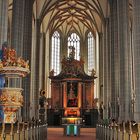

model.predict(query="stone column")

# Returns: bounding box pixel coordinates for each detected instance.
[22,0,33,121]
[0,0,8,46]
[39,33,46,90]
[117,0,131,121]
[110,0,119,119]
[107,18,112,119]
[133,0,140,122]
[103,18,110,119]
[11,0,26,120]
[33,19,41,120]
[11,0,25,55]
[12,0,33,121]
[44,31,50,98]
[98,33,103,103]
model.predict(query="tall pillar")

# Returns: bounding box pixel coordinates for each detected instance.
[98,33,103,103]
[33,19,41,119]
[44,31,50,98]
[107,18,112,119]
[133,0,140,122]
[110,0,119,119]
[39,33,46,90]
[103,18,110,119]
[11,0,25,55]
[22,0,33,121]
[117,0,131,121]
[109,0,131,121]
[11,0,33,121]
[0,0,8,46]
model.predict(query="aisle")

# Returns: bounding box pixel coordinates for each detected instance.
[47,127,96,140]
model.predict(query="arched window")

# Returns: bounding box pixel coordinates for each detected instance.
[88,32,95,74]
[68,33,80,60]
[51,31,60,75]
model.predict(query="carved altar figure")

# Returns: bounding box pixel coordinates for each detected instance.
[69,46,75,59]
[68,83,76,99]
[91,68,96,76]
[49,69,54,77]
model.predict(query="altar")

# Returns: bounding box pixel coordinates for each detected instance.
[48,46,97,126]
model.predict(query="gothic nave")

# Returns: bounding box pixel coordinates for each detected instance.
[0,0,140,140]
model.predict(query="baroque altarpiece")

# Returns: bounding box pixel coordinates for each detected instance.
[48,47,98,126]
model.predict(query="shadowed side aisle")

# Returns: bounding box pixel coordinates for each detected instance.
[47,128,96,140]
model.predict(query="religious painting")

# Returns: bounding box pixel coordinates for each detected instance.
[67,82,78,107]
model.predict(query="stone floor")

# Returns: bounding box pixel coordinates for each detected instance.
[47,127,96,140]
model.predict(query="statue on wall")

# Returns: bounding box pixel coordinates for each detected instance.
[39,90,47,108]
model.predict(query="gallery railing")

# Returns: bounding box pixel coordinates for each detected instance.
[96,121,140,140]
[0,122,47,140]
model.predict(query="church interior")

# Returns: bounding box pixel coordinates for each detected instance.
[0,0,140,139]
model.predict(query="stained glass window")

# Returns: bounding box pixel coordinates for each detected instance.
[51,31,60,75]
[88,32,95,75]
[68,33,80,60]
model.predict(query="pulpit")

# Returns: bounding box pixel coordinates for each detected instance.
[0,46,30,123]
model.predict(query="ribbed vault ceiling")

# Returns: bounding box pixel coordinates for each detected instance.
[37,0,109,36]
[8,0,133,37]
